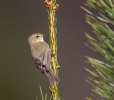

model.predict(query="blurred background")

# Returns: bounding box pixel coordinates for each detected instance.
[0,0,101,100]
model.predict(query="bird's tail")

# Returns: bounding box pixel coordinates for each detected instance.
[45,69,60,86]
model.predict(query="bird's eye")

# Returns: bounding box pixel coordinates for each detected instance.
[36,36,39,38]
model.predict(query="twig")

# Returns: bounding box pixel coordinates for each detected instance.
[44,0,59,100]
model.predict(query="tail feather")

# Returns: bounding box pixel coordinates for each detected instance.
[46,69,60,86]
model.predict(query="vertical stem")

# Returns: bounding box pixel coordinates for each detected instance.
[44,0,59,100]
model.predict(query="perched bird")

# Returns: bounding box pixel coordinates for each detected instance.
[28,33,60,86]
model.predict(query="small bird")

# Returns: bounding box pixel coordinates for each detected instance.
[28,33,60,86]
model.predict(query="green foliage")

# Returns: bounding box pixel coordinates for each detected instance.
[85,0,114,25]
[83,0,114,100]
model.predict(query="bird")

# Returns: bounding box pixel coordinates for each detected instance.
[28,33,60,86]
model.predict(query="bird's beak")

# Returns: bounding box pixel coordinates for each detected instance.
[43,34,46,36]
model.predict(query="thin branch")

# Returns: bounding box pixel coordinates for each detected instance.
[44,0,59,99]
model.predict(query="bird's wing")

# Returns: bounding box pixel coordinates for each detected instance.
[31,42,45,66]
[31,42,46,59]
[41,43,51,71]
[31,42,51,71]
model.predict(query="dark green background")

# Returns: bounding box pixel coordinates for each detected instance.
[0,0,100,100]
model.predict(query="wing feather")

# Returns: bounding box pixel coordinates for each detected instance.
[31,42,51,71]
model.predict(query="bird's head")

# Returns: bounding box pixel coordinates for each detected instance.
[28,33,45,45]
